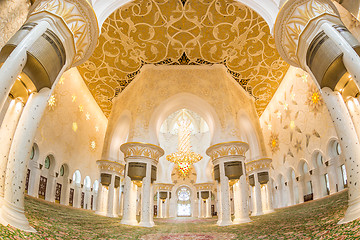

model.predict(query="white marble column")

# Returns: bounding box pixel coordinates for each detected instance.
[0,88,50,232]
[218,162,232,226]
[73,183,81,208]
[233,165,251,223]
[107,174,117,217]
[252,173,263,216]
[0,99,23,204]
[327,158,339,194]
[121,176,138,225]
[197,194,201,218]
[95,183,105,215]
[120,192,124,217]
[265,182,274,213]
[0,21,50,112]
[321,22,360,89]
[115,187,120,216]
[201,197,206,218]
[60,180,70,206]
[45,174,56,203]
[165,196,170,218]
[139,163,154,227]
[346,98,360,140]
[216,183,222,225]
[297,177,304,204]
[321,87,360,224]
[27,161,40,198]
[206,194,211,218]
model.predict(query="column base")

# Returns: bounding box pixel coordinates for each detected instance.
[139,221,155,227]
[338,196,360,224]
[251,211,264,216]
[120,219,138,226]
[95,211,107,216]
[106,213,118,218]
[217,219,233,226]
[264,209,275,214]
[233,217,251,224]
[0,200,36,232]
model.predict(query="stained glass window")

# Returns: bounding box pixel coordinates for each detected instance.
[60,165,64,176]
[45,156,51,169]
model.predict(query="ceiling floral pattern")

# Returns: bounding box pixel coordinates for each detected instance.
[78,0,289,117]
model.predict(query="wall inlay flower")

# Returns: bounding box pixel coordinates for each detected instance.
[305,84,324,116]
[269,132,280,154]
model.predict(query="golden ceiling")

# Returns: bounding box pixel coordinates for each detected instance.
[78,0,289,117]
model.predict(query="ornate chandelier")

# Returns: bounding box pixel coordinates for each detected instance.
[166,111,202,177]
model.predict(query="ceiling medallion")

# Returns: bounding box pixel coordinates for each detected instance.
[78,0,289,117]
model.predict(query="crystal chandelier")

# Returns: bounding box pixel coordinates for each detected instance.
[166,110,202,177]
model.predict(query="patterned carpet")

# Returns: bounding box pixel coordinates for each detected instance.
[0,190,359,239]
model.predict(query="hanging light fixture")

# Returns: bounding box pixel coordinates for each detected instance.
[166,110,202,177]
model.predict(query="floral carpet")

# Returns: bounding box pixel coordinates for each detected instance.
[0,190,359,239]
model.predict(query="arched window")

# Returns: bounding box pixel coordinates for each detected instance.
[177,186,191,216]
[30,146,35,160]
[178,187,190,201]
[316,153,323,167]
[303,162,309,174]
[336,142,341,155]
[44,156,51,169]
[60,165,65,176]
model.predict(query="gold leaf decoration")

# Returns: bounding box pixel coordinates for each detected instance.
[269,132,280,154]
[77,0,289,117]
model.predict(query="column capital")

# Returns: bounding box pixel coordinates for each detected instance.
[154,183,174,191]
[29,0,99,67]
[245,158,272,175]
[120,142,164,164]
[206,141,249,163]
[194,182,214,191]
[96,160,125,175]
[275,0,339,67]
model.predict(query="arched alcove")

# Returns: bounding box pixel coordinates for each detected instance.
[101,110,131,162]
[157,108,211,184]
[148,92,219,145]
[73,170,82,185]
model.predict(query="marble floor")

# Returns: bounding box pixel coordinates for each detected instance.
[0,190,359,239]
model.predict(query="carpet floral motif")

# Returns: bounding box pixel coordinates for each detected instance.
[141,232,236,240]
[1,191,359,239]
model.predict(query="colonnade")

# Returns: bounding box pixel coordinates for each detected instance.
[275,0,360,224]
[246,159,274,215]
[0,0,360,233]
[95,160,124,218]
[194,183,213,218]
[155,183,173,218]
[0,0,98,231]
[206,141,253,226]
[119,142,164,227]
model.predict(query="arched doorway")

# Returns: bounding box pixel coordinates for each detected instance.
[176,186,192,217]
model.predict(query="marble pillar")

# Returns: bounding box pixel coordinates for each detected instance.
[0,21,49,112]
[120,142,163,227]
[0,99,23,204]
[252,173,263,216]
[27,161,40,198]
[265,182,274,213]
[321,87,360,223]
[139,162,154,227]
[107,174,117,217]
[95,183,105,216]
[0,88,50,232]
[121,176,138,225]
